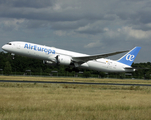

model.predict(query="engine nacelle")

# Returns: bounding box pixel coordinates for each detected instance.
[57,55,72,65]
[43,60,56,66]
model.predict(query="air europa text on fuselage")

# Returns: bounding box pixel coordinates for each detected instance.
[24,43,55,54]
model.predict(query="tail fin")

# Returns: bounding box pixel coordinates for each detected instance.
[117,47,141,66]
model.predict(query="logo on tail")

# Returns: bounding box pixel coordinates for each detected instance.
[126,54,135,61]
[117,47,141,66]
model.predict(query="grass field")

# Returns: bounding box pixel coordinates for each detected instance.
[0,76,151,120]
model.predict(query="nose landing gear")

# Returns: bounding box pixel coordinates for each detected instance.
[11,53,15,59]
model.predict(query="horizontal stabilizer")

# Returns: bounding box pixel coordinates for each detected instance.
[124,67,149,72]
[131,67,149,70]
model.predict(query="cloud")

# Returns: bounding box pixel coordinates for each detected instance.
[126,27,151,39]
[84,40,102,48]
[0,0,151,62]
[103,26,151,40]
[1,18,25,31]
[119,26,151,39]
[75,24,104,35]
[0,0,55,8]
[53,30,67,36]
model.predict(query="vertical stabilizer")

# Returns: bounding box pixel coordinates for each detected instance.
[117,47,141,66]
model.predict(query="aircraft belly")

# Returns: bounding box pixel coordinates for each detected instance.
[80,63,89,68]
[86,61,125,72]
[86,61,108,72]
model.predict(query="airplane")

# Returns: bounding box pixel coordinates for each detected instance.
[2,41,141,72]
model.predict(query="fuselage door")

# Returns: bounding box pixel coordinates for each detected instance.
[106,61,112,69]
[113,62,117,69]
[17,43,21,49]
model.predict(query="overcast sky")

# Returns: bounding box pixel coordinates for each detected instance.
[0,0,151,63]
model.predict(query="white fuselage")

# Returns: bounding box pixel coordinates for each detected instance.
[2,41,134,72]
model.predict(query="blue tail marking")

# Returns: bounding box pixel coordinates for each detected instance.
[117,47,141,66]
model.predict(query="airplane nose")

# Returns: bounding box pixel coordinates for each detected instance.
[2,45,7,51]
[2,45,6,50]
[2,45,5,50]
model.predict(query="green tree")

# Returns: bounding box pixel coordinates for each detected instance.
[99,72,106,78]
[83,71,91,78]
[4,61,12,75]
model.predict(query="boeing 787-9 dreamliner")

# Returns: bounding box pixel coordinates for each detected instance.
[2,41,141,72]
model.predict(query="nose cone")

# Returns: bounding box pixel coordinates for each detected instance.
[2,45,6,50]
[2,42,13,52]
[2,45,9,52]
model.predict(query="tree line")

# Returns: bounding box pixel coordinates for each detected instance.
[0,52,150,79]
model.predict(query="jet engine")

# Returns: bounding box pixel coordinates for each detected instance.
[43,60,56,66]
[43,55,72,66]
[57,55,72,65]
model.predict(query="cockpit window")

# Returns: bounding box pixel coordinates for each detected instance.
[6,43,12,45]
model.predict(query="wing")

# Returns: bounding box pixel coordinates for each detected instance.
[72,50,129,62]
